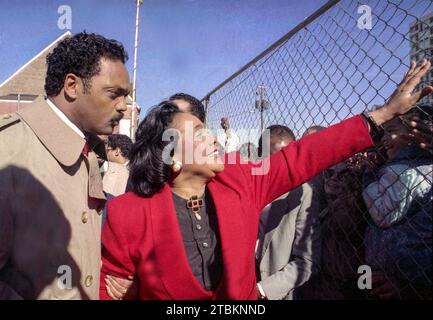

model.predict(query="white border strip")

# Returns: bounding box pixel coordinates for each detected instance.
[0,99,34,103]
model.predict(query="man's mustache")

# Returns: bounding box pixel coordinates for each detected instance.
[110,114,124,123]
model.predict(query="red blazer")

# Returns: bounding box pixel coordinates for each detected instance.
[100,115,373,300]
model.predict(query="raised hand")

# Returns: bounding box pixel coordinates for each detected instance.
[370,59,433,126]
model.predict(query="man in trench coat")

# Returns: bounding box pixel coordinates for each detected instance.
[0,32,130,299]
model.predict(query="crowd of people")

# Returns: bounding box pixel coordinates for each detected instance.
[0,32,431,300]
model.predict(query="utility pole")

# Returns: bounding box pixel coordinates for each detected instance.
[255,84,270,132]
[130,0,144,141]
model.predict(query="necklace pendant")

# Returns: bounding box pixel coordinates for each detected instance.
[186,195,204,221]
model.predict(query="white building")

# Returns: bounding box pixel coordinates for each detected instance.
[409,12,433,105]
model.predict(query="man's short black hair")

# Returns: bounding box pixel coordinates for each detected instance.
[169,93,206,123]
[45,32,129,97]
[303,125,326,137]
[257,124,295,157]
[108,134,133,159]
[267,125,296,141]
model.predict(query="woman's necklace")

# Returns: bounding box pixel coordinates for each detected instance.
[172,187,206,221]
[186,195,205,221]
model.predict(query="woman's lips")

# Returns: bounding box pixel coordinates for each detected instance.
[206,147,219,158]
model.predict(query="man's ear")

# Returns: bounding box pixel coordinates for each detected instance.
[63,73,81,100]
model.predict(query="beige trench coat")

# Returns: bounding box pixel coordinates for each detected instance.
[0,97,106,300]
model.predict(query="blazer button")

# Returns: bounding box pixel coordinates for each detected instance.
[81,211,89,224]
[202,242,209,248]
[84,275,93,287]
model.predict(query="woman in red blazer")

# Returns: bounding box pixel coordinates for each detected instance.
[100,60,432,300]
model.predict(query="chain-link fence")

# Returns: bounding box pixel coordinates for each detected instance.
[202,0,432,299]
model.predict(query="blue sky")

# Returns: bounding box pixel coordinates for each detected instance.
[200,0,433,140]
[0,0,328,118]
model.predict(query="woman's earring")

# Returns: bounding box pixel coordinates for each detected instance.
[172,160,182,173]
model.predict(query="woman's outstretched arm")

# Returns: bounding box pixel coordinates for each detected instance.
[241,59,432,210]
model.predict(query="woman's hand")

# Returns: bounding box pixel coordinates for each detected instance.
[105,275,135,300]
[370,59,433,126]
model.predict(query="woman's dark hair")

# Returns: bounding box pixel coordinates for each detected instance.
[45,32,129,97]
[129,101,182,197]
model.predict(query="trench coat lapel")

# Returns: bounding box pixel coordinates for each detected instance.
[18,97,105,203]
[17,97,85,167]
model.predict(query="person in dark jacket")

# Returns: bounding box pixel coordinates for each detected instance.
[363,104,432,300]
